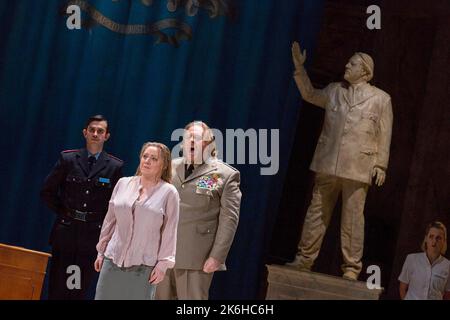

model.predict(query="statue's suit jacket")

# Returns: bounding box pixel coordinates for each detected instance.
[172,157,242,271]
[295,69,393,184]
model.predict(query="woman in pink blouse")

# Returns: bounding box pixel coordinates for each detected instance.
[94,142,179,300]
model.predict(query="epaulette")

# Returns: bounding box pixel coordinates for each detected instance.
[106,153,124,162]
[217,159,238,172]
[62,149,80,153]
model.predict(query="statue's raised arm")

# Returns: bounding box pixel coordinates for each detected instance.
[291,41,327,108]
[292,41,307,68]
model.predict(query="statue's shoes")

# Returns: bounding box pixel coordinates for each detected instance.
[285,256,311,272]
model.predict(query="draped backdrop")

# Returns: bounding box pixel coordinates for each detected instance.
[0,0,324,299]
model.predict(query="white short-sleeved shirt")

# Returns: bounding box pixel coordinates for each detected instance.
[398,252,450,300]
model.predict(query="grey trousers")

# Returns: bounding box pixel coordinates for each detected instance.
[95,258,156,300]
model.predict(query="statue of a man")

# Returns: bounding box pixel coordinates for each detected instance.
[287,42,393,280]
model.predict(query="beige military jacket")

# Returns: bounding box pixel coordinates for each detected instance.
[295,69,393,184]
[172,157,242,270]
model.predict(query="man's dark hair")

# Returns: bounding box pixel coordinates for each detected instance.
[85,115,109,133]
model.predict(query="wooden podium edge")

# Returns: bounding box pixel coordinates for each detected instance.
[0,243,51,258]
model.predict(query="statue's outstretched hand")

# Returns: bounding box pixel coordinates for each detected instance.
[292,41,306,69]
[372,167,386,186]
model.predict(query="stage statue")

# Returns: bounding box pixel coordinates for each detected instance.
[287,42,393,280]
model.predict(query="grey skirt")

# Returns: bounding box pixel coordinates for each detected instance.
[95,258,156,300]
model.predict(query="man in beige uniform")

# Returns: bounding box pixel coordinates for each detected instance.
[156,121,242,299]
[287,42,393,280]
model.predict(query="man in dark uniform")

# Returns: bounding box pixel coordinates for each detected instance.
[41,115,123,300]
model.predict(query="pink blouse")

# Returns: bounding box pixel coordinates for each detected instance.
[96,176,180,273]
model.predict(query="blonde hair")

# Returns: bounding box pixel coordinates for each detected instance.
[184,120,217,157]
[421,221,447,255]
[135,142,172,183]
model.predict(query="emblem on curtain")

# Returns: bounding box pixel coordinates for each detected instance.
[62,0,232,47]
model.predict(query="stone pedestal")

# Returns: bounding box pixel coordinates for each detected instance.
[266,264,383,300]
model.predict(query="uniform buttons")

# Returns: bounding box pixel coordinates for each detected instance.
[72,178,75,181]
[83,203,87,208]
[86,190,90,195]
[207,229,211,233]
[87,179,91,182]
[181,184,185,189]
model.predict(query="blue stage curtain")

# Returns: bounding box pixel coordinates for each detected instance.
[0,0,324,299]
